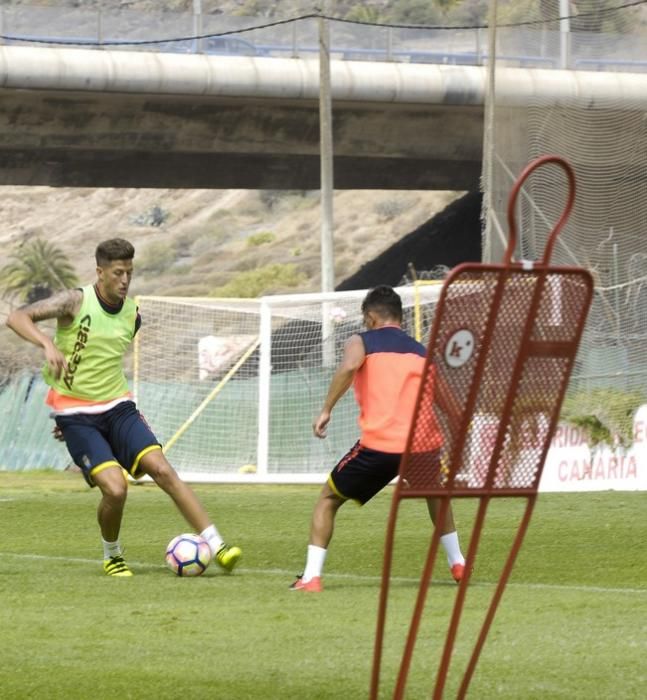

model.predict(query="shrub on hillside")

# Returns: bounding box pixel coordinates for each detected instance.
[374,198,411,221]
[211,263,305,298]
[131,205,169,227]
[189,226,230,257]
[246,231,275,247]
[258,190,310,211]
[137,241,177,273]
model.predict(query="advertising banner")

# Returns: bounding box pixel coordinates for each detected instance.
[463,407,647,492]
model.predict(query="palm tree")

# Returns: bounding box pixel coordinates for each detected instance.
[0,237,79,303]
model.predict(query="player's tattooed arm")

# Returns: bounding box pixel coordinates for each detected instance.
[5,288,82,379]
[22,288,82,324]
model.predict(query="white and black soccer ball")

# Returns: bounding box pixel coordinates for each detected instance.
[165,533,211,577]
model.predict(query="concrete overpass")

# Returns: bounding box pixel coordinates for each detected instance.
[0,45,644,190]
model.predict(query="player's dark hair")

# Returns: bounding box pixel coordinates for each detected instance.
[361,285,403,322]
[95,238,135,267]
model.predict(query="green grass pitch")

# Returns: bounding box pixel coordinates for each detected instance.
[0,472,645,699]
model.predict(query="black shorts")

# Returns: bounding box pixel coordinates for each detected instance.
[55,400,161,487]
[328,441,404,505]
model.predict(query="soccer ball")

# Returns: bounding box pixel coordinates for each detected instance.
[165,533,212,577]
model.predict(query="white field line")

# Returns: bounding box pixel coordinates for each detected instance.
[0,551,645,596]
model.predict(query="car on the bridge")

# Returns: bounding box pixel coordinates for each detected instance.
[155,35,268,56]
[204,36,268,56]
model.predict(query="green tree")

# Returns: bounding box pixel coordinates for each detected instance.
[211,263,305,298]
[345,6,384,23]
[0,238,79,302]
[387,0,442,25]
[434,0,462,17]
[497,0,546,25]
[497,0,638,32]
[451,0,488,25]
[570,0,636,33]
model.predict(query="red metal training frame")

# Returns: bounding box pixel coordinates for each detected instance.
[370,155,594,699]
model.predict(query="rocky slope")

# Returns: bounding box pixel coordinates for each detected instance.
[0,186,482,377]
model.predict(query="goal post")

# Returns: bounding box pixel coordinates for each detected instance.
[133,284,444,482]
[133,295,261,479]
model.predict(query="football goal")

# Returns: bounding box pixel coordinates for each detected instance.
[133,283,443,483]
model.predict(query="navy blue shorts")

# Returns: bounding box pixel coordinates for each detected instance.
[328,442,404,505]
[329,442,444,504]
[55,401,161,487]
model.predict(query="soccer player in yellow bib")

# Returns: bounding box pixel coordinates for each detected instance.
[6,238,241,577]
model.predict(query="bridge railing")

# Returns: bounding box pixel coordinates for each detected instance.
[0,7,646,73]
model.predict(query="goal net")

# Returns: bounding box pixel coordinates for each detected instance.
[482,0,647,445]
[134,283,442,482]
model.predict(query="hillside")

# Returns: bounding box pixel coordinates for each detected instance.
[0,186,481,377]
[0,187,465,298]
[4,0,646,30]
[338,191,482,289]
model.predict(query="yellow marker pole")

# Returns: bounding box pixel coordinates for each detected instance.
[163,338,260,455]
[414,281,422,343]
[133,295,140,404]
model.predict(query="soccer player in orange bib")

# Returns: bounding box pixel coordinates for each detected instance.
[6,238,241,577]
[291,285,465,592]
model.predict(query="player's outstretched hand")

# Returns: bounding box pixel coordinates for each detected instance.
[313,410,331,439]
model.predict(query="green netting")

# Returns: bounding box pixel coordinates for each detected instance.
[267,370,357,472]
[0,374,70,470]
[0,370,359,473]
[138,377,259,471]
[138,368,357,473]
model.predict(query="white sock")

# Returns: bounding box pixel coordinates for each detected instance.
[102,537,122,560]
[440,531,465,567]
[200,524,224,556]
[303,544,327,582]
